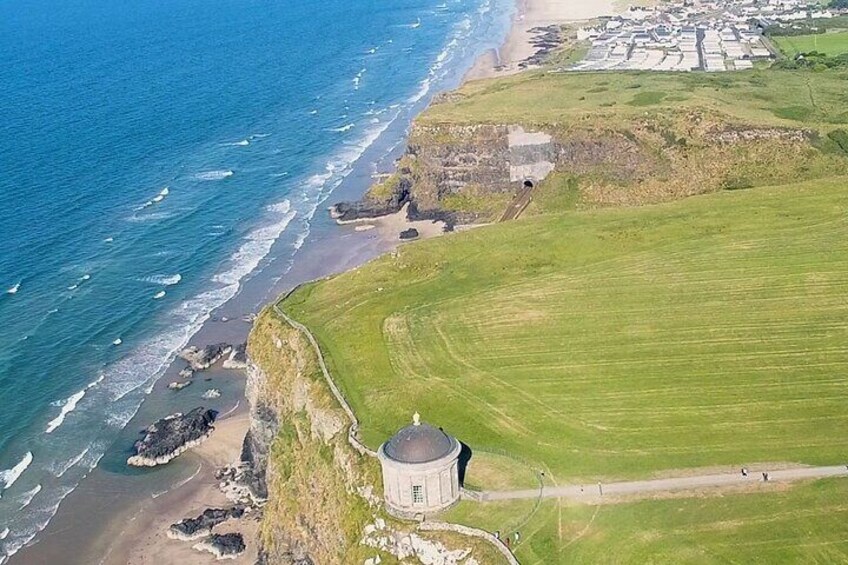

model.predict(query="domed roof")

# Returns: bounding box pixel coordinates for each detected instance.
[383,416,457,464]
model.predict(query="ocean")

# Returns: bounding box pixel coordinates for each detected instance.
[0,0,512,559]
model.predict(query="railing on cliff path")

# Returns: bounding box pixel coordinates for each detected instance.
[272,297,376,458]
[273,287,521,564]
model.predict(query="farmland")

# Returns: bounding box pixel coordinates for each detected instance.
[774,31,848,56]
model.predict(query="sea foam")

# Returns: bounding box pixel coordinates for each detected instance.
[0,452,33,491]
[142,274,182,286]
[17,485,41,511]
[45,390,86,434]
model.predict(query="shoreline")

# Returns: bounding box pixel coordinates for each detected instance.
[465,0,618,80]
[95,411,257,565]
[8,0,537,560]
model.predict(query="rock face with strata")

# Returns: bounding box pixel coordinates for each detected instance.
[180,343,232,371]
[168,507,246,541]
[127,407,216,467]
[193,533,246,560]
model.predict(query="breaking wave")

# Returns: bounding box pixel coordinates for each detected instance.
[17,485,41,511]
[0,452,33,492]
[142,274,182,286]
[45,390,86,434]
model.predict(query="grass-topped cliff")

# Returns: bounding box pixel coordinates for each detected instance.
[247,309,512,564]
[348,69,848,223]
[282,173,848,561]
[284,176,848,480]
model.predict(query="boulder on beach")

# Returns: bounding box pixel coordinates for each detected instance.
[168,506,245,541]
[127,407,217,467]
[167,380,192,391]
[399,228,419,240]
[202,388,222,399]
[193,533,246,560]
[222,343,248,370]
[179,343,232,371]
[179,366,194,379]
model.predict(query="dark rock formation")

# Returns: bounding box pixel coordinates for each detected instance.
[179,343,232,371]
[239,403,278,501]
[168,507,245,541]
[332,176,411,221]
[223,343,248,370]
[127,407,217,467]
[193,533,246,560]
[399,228,419,240]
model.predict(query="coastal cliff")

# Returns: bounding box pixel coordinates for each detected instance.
[334,72,848,225]
[245,312,380,563]
[244,309,508,564]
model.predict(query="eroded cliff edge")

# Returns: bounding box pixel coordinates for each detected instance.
[244,308,509,564]
[333,75,848,226]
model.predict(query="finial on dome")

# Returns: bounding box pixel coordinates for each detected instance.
[413,412,420,426]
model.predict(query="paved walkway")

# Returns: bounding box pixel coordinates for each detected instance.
[479,465,848,501]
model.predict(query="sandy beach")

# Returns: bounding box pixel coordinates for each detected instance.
[466,0,619,80]
[97,410,257,565]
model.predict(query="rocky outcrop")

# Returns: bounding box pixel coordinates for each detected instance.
[330,110,842,223]
[223,343,248,369]
[168,507,246,541]
[332,175,412,222]
[180,343,233,371]
[361,518,476,565]
[127,407,216,467]
[203,388,222,399]
[193,533,246,560]
[168,380,192,391]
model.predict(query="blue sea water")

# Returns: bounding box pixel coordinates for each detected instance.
[0,0,511,558]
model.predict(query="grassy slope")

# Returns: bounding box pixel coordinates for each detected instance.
[775,31,848,56]
[282,177,848,482]
[421,69,848,127]
[401,69,848,218]
[446,478,848,564]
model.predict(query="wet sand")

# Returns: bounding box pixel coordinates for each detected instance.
[98,412,257,565]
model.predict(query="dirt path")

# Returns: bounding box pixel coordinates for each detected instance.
[479,465,848,502]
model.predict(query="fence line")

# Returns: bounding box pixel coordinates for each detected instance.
[273,295,376,458]
[272,292,520,563]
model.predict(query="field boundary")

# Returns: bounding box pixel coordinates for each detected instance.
[273,297,376,458]
[274,296,521,564]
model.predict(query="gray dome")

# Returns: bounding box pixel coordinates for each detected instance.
[383,423,456,464]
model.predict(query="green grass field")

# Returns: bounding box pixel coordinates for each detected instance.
[282,177,848,483]
[421,69,848,126]
[775,31,848,56]
[446,478,848,563]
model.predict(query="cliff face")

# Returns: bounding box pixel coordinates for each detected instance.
[333,110,847,224]
[246,312,381,564]
[245,309,510,565]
